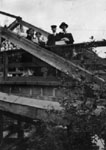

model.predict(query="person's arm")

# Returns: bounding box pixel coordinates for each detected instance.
[66,33,74,44]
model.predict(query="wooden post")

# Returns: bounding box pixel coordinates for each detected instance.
[0,111,3,145]
[0,27,1,52]
[3,51,8,80]
[17,120,24,139]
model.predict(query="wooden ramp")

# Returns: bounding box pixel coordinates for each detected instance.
[0,92,64,124]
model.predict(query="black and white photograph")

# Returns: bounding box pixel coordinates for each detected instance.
[0,0,106,149]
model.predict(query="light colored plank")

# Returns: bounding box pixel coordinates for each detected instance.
[0,92,64,124]
[0,92,62,110]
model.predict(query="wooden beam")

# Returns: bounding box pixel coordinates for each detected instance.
[0,92,63,124]
[0,11,49,37]
[3,52,8,80]
[17,120,24,139]
[0,11,19,19]
[0,27,1,51]
[0,27,105,84]
[8,20,19,31]
[0,76,64,86]
[47,40,106,49]
[8,62,46,68]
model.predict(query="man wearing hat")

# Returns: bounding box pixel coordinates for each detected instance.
[58,22,74,44]
[47,25,57,46]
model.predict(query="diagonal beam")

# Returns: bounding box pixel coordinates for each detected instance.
[7,20,19,30]
[0,11,49,37]
[0,91,63,124]
[0,11,19,19]
[0,27,105,84]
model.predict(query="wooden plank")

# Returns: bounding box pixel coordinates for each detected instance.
[0,92,63,124]
[0,27,105,84]
[0,27,1,51]
[8,20,19,30]
[0,76,62,86]
[8,62,46,68]
[0,11,49,37]
[47,41,106,65]
[0,92,62,110]
[46,40,106,49]
[0,11,19,19]
[3,52,8,80]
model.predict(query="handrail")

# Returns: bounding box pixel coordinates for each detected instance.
[0,11,49,37]
[46,40,106,49]
[0,11,20,19]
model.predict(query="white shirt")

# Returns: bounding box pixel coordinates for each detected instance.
[33,36,45,44]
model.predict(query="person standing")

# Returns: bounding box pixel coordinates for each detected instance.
[47,25,57,46]
[58,22,74,44]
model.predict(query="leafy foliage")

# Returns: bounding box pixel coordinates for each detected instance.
[25,80,106,150]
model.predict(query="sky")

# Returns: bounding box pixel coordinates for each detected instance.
[0,0,106,57]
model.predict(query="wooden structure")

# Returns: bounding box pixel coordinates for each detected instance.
[0,11,106,143]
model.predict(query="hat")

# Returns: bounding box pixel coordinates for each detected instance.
[36,31,42,36]
[59,22,68,29]
[51,25,57,28]
[26,28,34,34]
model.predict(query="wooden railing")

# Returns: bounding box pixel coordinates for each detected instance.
[0,11,49,37]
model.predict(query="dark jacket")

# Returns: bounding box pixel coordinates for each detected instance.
[26,35,32,41]
[47,34,57,46]
[58,32,74,44]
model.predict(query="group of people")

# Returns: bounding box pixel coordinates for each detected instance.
[26,22,74,46]
[47,22,74,46]
[26,28,45,46]
[0,22,74,51]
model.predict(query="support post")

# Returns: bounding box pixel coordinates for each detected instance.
[0,111,3,145]
[0,27,1,52]
[3,51,8,80]
[17,120,24,139]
